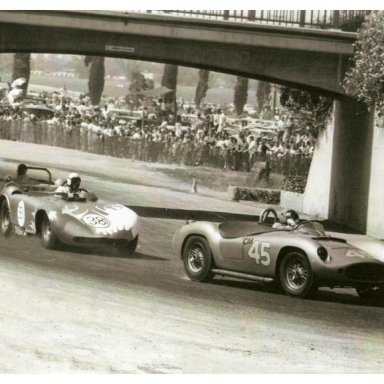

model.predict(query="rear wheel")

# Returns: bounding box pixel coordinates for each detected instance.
[0,200,13,237]
[183,236,213,282]
[279,251,318,298]
[41,214,58,249]
[116,236,138,257]
[356,285,384,301]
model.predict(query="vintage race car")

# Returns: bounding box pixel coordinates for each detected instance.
[173,208,384,300]
[0,165,139,255]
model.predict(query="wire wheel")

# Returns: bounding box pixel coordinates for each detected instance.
[183,236,213,282]
[286,257,309,290]
[0,200,13,237]
[279,251,318,298]
[187,243,205,273]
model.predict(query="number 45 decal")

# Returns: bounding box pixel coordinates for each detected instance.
[248,241,271,266]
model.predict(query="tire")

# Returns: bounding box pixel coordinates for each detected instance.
[116,236,138,257]
[279,251,318,298]
[182,236,214,282]
[356,285,384,301]
[41,214,59,249]
[0,199,13,238]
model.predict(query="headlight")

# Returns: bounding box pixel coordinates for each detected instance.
[317,247,328,261]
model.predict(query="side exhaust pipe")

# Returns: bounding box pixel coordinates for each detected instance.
[212,269,274,283]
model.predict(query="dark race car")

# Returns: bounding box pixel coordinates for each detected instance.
[173,208,384,300]
[0,165,139,255]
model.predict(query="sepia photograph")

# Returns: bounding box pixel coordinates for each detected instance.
[0,0,383,375]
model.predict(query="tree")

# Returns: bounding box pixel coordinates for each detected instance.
[12,53,31,97]
[343,11,384,115]
[128,70,155,108]
[161,64,178,106]
[194,69,209,108]
[280,87,333,137]
[256,81,271,113]
[84,56,105,105]
[233,76,248,115]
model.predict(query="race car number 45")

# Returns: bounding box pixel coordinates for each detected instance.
[248,241,271,266]
[83,214,110,228]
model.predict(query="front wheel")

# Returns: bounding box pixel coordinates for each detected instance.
[183,236,214,282]
[116,236,138,257]
[41,214,59,249]
[279,251,318,298]
[0,200,13,237]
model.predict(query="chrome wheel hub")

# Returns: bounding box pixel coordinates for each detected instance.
[286,260,308,289]
[187,244,205,273]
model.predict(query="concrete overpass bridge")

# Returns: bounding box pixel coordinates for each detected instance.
[0,10,360,97]
[0,10,381,238]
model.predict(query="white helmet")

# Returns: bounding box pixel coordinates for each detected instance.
[67,172,81,190]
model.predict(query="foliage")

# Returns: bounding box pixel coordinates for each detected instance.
[256,81,271,112]
[161,64,178,104]
[281,175,307,194]
[12,53,31,96]
[194,69,209,107]
[129,71,154,93]
[84,56,105,105]
[128,70,154,107]
[343,11,384,115]
[233,76,248,115]
[279,87,333,137]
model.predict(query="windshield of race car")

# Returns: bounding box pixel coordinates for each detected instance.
[293,221,326,236]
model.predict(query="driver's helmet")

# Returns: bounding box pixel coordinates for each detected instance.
[67,172,81,191]
[17,163,28,177]
[279,209,299,226]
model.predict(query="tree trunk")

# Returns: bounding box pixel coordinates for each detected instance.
[256,81,271,113]
[234,76,248,115]
[12,53,30,97]
[194,69,209,108]
[85,56,105,105]
[161,64,178,109]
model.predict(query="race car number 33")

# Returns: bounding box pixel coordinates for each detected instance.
[82,214,110,228]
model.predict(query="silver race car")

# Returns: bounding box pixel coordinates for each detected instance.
[173,208,384,300]
[0,165,139,255]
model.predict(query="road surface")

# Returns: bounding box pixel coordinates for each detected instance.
[0,144,383,373]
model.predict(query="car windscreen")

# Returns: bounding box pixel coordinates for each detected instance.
[293,221,326,236]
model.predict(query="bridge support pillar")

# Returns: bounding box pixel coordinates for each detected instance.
[328,97,374,233]
[303,98,374,233]
[366,115,384,238]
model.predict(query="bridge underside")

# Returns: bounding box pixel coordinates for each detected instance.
[0,23,349,97]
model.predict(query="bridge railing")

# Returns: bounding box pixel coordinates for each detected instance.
[131,10,370,30]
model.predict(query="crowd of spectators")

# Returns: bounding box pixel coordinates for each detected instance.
[0,89,315,176]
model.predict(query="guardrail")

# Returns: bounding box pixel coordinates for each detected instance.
[130,10,370,30]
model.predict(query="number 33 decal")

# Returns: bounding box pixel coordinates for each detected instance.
[248,241,271,266]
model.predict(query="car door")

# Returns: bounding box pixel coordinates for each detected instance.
[216,236,247,270]
[241,234,278,277]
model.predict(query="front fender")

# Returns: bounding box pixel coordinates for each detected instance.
[173,221,220,258]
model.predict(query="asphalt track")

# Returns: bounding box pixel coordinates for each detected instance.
[0,141,383,373]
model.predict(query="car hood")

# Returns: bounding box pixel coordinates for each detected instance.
[49,200,138,236]
[317,238,380,263]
